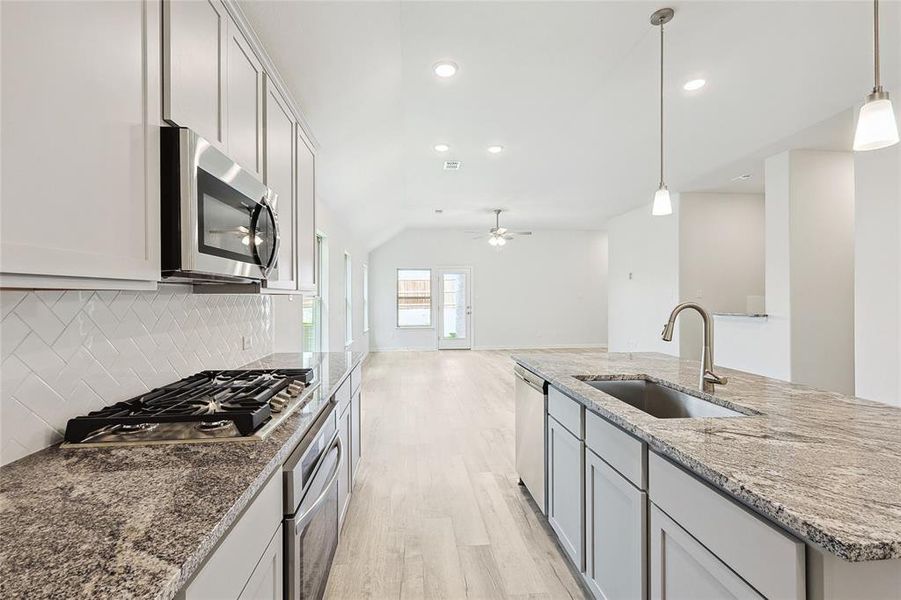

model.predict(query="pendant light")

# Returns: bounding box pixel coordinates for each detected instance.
[854,0,899,151]
[651,8,674,216]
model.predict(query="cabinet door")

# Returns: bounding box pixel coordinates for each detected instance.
[338,405,351,530]
[296,131,317,293]
[237,524,283,600]
[584,450,646,600]
[262,79,297,290]
[649,505,762,600]
[163,0,227,149]
[351,390,362,482]
[547,416,583,569]
[1,0,160,287]
[225,18,263,176]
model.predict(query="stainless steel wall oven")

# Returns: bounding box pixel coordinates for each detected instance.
[283,401,342,600]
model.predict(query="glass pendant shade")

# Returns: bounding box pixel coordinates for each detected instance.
[496,236,507,246]
[488,236,499,247]
[854,96,900,151]
[652,186,672,216]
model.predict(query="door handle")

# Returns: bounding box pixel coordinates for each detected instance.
[293,436,343,533]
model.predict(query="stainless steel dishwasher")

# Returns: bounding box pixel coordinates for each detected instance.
[514,363,547,514]
[283,400,342,600]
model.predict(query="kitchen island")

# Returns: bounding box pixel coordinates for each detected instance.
[514,351,901,599]
[0,351,363,600]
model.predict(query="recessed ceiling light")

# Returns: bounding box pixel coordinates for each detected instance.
[435,209,444,214]
[433,61,458,78]
[683,78,706,91]
[487,145,504,154]
[731,173,752,181]
[434,144,449,152]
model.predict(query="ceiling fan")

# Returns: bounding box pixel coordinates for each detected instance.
[467,209,532,246]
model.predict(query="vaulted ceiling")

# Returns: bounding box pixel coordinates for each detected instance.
[241,1,901,249]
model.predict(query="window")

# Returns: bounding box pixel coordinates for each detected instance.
[344,252,352,346]
[397,269,431,327]
[362,264,369,333]
[302,234,325,352]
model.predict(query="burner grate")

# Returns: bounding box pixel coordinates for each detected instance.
[64,368,313,443]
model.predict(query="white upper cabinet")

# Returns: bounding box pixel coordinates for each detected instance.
[163,0,227,149]
[0,0,161,289]
[226,18,264,176]
[263,79,297,290]
[296,130,317,293]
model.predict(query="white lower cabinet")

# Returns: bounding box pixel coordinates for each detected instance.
[547,415,583,569]
[237,524,283,600]
[351,390,362,481]
[182,471,282,600]
[650,505,762,600]
[584,449,646,600]
[337,403,352,529]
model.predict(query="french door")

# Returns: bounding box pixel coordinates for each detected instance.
[437,268,472,349]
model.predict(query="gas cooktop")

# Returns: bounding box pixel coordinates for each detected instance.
[63,368,317,447]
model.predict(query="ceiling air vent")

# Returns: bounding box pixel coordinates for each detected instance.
[443,160,462,171]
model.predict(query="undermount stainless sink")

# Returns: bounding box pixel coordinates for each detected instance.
[577,378,747,419]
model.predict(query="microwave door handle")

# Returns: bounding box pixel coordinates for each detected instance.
[254,198,279,278]
[265,202,280,276]
[294,436,343,534]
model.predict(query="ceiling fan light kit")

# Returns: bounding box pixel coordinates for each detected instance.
[471,209,532,248]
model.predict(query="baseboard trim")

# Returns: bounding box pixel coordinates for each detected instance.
[369,344,608,353]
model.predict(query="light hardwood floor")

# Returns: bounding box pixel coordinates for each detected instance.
[325,349,595,600]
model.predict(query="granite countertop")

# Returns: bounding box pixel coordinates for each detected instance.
[512,351,901,562]
[0,351,363,600]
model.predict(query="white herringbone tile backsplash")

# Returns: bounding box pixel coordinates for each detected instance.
[0,284,274,465]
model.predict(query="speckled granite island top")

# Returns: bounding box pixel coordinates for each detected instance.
[512,351,901,563]
[0,351,363,600]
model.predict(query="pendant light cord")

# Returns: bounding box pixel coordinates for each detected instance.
[874,0,881,91]
[659,19,665,188]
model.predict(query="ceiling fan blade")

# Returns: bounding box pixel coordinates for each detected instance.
[471,235,488,240]
[511,231,533,235]
[463,230,484,234]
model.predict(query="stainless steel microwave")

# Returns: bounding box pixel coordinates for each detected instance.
[160,127,280,283]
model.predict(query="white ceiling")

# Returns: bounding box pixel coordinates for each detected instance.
[240,1,901,249]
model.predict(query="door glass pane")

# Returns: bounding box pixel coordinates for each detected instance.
[442,273,466,339]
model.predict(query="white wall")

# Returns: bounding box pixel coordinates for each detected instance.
[678,193,765,360]
[368,228,607,351]
[716,150,855,394]
[607,200,679,355]
[789,151,855,394]
[854,144,901,406]
[717,153,792,380]
[272,201,370,356]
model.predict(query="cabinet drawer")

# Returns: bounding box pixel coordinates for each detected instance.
[351,363,363,394]
[334,377,351,416]
[548,386,582,439]
[184,471,283,599]
[585,410,646,489]
[648,453,805,600]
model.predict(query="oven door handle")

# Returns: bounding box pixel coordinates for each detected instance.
[294,436,343,534]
